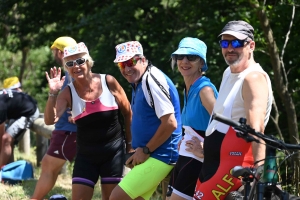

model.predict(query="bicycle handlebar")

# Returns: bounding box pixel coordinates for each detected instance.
[212,113,300,150]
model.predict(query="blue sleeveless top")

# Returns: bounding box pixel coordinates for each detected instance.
[182,76,218,133]
[54,72,77,132]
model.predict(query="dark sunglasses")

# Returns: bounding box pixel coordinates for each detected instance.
[219,39,249,49]
[175,55,199,62]
[65,58,86,68]
[117,57,140,69]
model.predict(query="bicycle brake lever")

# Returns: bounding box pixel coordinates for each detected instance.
[232,166,254,178]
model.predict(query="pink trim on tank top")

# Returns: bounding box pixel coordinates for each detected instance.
[74,98,118,121]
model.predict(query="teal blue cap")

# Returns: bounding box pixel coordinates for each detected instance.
[172,37,208,72]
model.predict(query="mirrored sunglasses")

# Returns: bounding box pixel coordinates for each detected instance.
[219,39,249,49]
[117,57,140,69]
[175,55,199,62]
[65,58,86,68]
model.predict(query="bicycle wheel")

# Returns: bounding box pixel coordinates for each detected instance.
[224,191,243,200]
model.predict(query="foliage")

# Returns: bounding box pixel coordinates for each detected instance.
[0,0,300,196]
[1,0,299,118]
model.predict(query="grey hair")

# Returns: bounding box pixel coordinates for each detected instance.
[171,56,176,70]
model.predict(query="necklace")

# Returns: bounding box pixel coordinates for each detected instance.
[73,82,93,113]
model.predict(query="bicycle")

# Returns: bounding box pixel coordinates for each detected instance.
[212,113,300,200]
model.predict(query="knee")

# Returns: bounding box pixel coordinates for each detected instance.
[40,158,50,171]
[40,156,63,173]
[109,190,117,200]
[109,187,124,200]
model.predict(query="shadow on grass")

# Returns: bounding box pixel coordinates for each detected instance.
[22,179,72,200]
[22,179,102,200]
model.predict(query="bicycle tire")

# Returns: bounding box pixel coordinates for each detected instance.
[225,191,243,200]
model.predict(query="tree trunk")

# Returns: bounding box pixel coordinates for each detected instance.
[249,0,299,194]
[250,0,298,143]
[36,133,48,167]
[18,129,30,156]
[19,47,28,83]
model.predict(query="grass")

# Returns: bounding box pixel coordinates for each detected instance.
[1,147,101,200]
[1,147,163,200]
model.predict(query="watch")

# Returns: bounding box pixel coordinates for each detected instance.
[143,146,151,154]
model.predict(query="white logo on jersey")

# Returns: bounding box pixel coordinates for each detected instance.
[230,152,242,156]
[54,150,59,154]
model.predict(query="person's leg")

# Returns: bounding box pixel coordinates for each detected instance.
[72,154,99,200]
[110,157,173,200]
[100,138,124,199]
[31,130,77,200]
[3,117,29,166]
[170,193,192,200]
[31,155,66,200]
[169,157,202,200]
[101,184,119,200]
[109,185,133,200]
[0,133,13,166]
[72,184,94,200]
[8,143,14,163]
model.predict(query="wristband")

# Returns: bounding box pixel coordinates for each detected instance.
[48,92,58,97]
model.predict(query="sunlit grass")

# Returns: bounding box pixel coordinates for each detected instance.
[1,147,102,200]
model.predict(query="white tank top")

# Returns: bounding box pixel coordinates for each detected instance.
[206,63,273,136]
[68,74,118,121]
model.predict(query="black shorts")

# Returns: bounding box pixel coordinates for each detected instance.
[168,155,203,198]
[72,137,125,188]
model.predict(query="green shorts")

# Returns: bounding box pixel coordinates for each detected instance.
[119,157,173,200]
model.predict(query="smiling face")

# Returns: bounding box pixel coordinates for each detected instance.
[221,34,255,72]
[176,55,203,78]
[64,53,89,79]
[119,56,147,84]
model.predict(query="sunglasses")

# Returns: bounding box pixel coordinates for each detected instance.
[175,55,199,62]
[65,58,86,68]
[117,57,140,69]
[219,39,249,49]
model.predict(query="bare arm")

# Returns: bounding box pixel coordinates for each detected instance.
[200,86,217,115]
[44,67,69,125]
[146,113,177,153]
[106,75,132,152]
[129,113,177,166]
[243,71,269,166]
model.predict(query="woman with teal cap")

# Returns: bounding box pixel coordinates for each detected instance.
[167,37,218,200]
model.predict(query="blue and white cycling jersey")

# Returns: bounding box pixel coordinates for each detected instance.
[130,65,182,164]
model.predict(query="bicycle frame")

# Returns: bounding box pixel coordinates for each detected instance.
[247,146,289,200]
[212,113,300,200]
